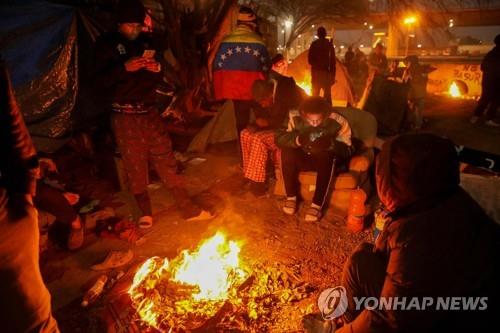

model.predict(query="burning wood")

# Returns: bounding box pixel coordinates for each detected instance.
[127,232,313,332]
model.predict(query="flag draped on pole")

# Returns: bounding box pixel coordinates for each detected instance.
[213,25,270,101]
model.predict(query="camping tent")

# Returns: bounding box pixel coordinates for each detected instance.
[286,50,356,106]
[187,49,358,152]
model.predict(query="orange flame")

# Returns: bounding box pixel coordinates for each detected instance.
[449,81,462,98]
[172,233,247,301]
[296,73,312,96]
[297,80,312,96]
[128,232,248,330]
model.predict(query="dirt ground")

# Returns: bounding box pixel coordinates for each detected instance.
[41,95,500,332]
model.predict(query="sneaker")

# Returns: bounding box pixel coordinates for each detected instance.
[181,203,215,222]
[186,209,215,222]
[470,116,479,124]
[138,215,153,229]
[282,199,297,215]
[91,249,134,271]
[485,120,500,127]
[67,225,84,250]
[304,206,322,222]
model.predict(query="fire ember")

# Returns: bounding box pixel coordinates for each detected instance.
[128,232,312,332]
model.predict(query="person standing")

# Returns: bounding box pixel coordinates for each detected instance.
[402,55,428,130]
[344,46,355,76]
[471,34,500,127]
[0,58,59,333]
[94,0,212,228]
[213,6,270,134]
[368,42,388,75]
[308,27,336,105]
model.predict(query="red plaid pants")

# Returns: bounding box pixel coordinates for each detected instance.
[111,111,184,194]
[240,129,280,183]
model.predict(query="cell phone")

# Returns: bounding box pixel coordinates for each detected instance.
[142,49,156,59]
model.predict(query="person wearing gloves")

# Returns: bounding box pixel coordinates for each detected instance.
[275,97,352,222]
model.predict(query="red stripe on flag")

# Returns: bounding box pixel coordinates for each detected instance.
[213,70,265,101]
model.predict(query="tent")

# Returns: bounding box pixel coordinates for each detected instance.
[187,48,358,153]
[286,50,356,107]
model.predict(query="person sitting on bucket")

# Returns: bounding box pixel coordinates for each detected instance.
[303,133,500,333]
[275,97,352,222]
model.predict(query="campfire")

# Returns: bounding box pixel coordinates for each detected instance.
[127,232,312,332]
[449,81,462,98]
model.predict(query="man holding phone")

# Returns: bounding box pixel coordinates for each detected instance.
[95,0,212,228]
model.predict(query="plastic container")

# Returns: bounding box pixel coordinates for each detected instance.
[81,275,108,307]
[346,188,367,233]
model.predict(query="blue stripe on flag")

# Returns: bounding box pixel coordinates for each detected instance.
[213,42,269,72]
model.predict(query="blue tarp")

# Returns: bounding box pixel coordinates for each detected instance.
[0,0,74,87]
[0,0,77,139]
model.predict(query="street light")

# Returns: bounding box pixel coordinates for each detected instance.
[403,15,417,57]
[403,16,417,25]
[284,20,293,29]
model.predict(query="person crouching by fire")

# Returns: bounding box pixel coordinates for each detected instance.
[94,0,213,228]
[276,97,353,222]
[303,133,500,333]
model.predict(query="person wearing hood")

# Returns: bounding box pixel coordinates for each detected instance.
[0,59,59,332]
[470,34,500,127]
[305,133,500,333]
[94,0,213,228]
[276,97,352,222]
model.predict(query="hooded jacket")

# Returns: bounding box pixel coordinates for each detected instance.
[338,133,500,333]
[275,110,352,158]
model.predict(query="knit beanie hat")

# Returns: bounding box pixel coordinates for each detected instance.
[238,6,257,23]
[116,0,146,24]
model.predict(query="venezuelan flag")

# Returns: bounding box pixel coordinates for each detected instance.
[213,25,270,101]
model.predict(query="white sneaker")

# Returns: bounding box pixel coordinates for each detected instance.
[282,199,297,215]
[485,120,500,127]
[91,250,133,271]
[138,215,153,229]
[469,116,479,124]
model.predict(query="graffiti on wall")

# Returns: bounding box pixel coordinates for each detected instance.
[427,63,482,96]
